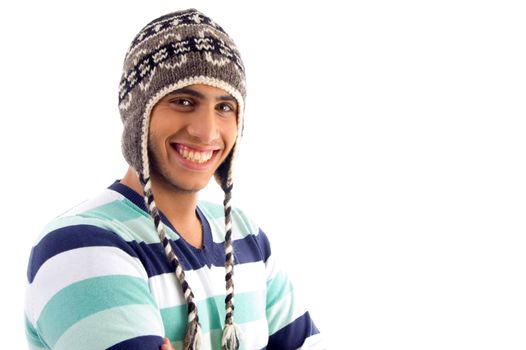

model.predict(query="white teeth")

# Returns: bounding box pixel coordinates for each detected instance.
[176,145,213,163]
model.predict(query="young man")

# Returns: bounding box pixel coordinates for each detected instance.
[25,9,323,350]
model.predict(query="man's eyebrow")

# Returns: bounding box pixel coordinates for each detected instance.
[217,95,236,102]
[167,87,236,103]
[167,87,205,99]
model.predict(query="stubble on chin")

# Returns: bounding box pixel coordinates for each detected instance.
[148,147,200,194]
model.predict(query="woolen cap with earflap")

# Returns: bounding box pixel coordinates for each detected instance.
[117,8,246,350]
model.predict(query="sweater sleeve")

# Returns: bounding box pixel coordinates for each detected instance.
[254,229,325,350]
[24,224,165,350]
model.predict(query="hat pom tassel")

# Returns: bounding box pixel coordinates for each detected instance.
[183,321,202,350]
[221,323,241,350]
[193,324,202,350]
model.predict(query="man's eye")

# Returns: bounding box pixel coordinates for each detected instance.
[170,98,193,107]
[218,103,235,113]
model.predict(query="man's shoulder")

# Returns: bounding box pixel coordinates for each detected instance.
[35,187,155,246]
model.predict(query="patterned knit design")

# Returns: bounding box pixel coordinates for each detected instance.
[119,11,244,104]
[117,8,246,349]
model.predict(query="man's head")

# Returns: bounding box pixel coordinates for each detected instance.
[118,8,246,190]
[117,9,245,349]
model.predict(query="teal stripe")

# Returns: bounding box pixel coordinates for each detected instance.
[160,304,186,341]
[27,344,47,350]
[266,291,296,335]
[266,271,295,334]
[80,199,173,243]
[53,304,163,350]
[161,290,266,341]
[207,328,223,350]
[83,199,146,222]
[25,314,46,348]
[199,201,228,243]
[198,200,225,219]
[37,275,155,347]
[207,213,258,242]
[232,208,258,238]
[199,201,259,241]
[266,271,293,309]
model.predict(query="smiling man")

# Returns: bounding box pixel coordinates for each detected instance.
[25,9,323,350]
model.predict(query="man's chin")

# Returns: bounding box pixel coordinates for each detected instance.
[170,184,201,194]
[162,177,206,194]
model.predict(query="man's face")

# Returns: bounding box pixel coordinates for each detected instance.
[148,84,238,193]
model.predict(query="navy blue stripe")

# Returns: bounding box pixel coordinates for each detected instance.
[106,335,163,350]
[267,312,320,350]
[28,224,271,283]
[27,225,139,283]
[28,182,272,282]
[131,230,270,275]
[109,181,145,212]
[254,228,271,262]
[108,182,271,254]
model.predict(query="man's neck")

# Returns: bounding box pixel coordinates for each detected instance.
[120,167,203,248]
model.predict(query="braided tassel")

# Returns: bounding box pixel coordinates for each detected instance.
[183,320,202,350]
[221,323,241,350]
[221,183,240,350]
[140,173,202,349]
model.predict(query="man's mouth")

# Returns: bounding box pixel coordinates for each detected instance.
[173,143,216,164]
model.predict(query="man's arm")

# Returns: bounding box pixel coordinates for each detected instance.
[161,338,176,350]
[258,229,324,349]
[25,224,166,349]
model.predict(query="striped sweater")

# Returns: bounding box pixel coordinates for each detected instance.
[25,182,322,349]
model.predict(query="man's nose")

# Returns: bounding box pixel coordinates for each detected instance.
[186,106,220,144]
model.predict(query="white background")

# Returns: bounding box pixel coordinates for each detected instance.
[1,0,525,349]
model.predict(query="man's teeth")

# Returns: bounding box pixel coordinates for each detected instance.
[177,145,213,163]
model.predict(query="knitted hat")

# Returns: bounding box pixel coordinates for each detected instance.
[118,9,245,350]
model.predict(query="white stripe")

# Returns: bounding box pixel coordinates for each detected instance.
[149,261,266,308]
[297,333,327,350]
[236,318,269,349]
[59,189,125,218]
[267,289,308,335]
[26,246,147,324]
[170,319,268,350]
[207,215,260,242]
[265,254,281,281]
